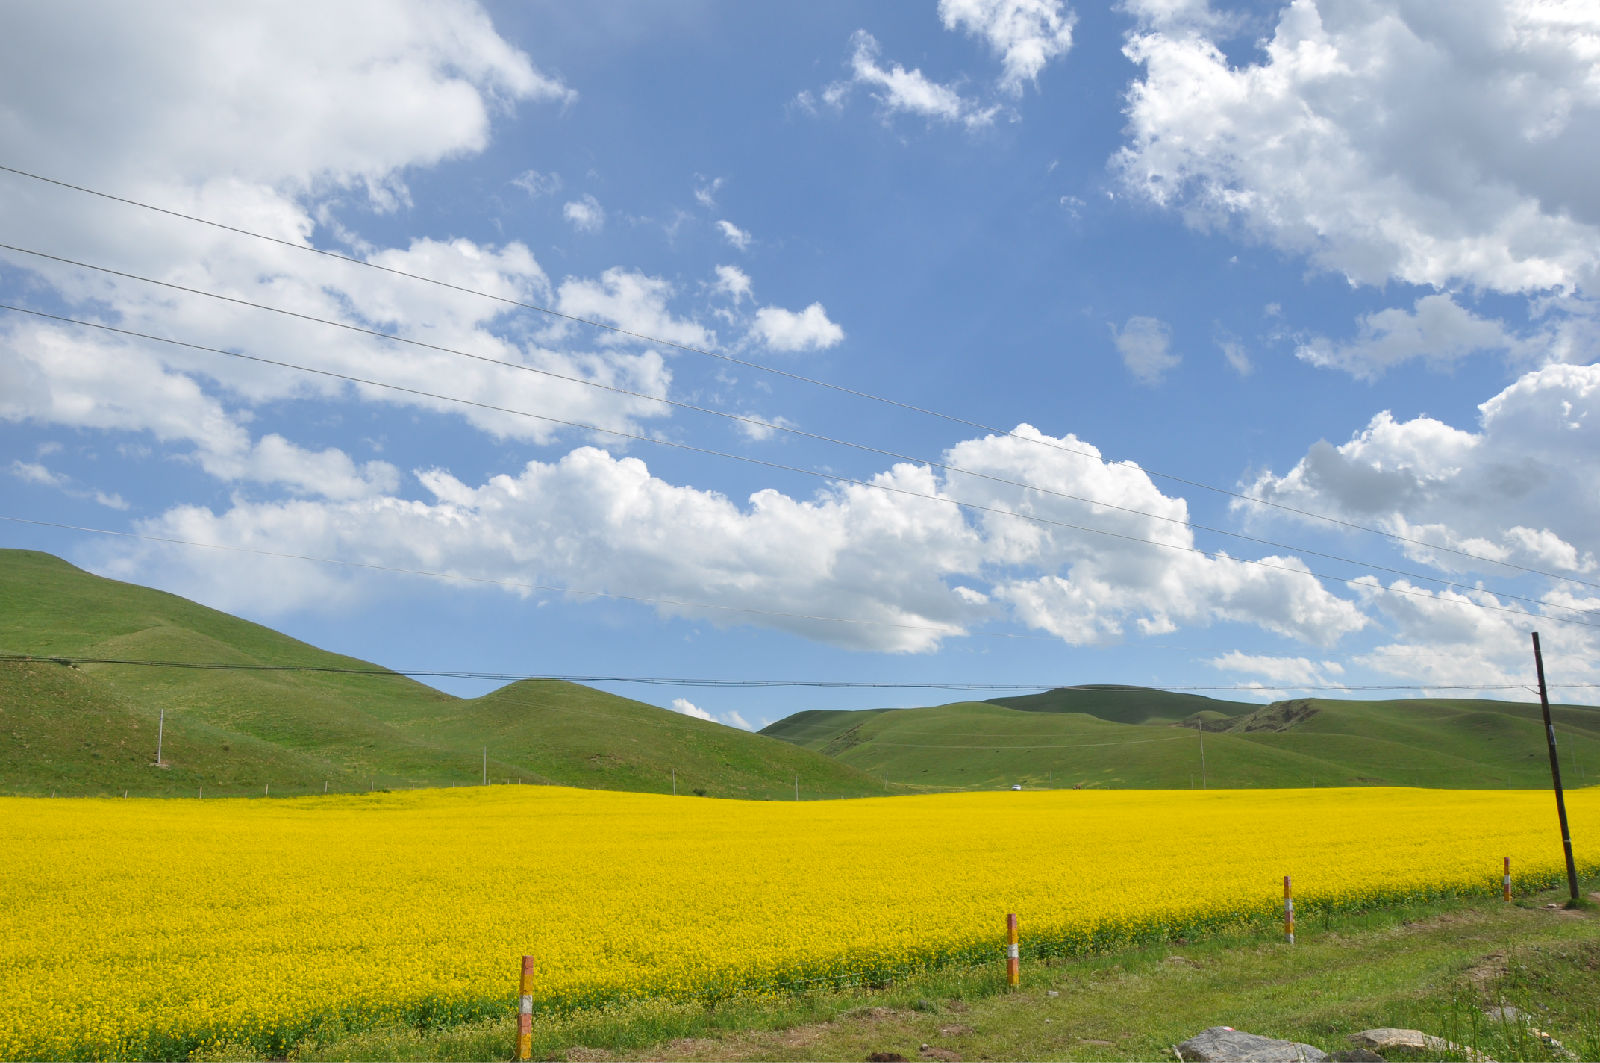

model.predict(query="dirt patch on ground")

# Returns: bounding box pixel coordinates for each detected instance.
[663,1038,721,1056]
[564,1047,614,1062]
[936,1025,974,1038]
[1465,950,1508,989]
[1396,909,1472,932]
[779,1024,833,1049]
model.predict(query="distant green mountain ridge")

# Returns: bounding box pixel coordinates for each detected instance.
[0,549,893,800]
[761,687,1600,790]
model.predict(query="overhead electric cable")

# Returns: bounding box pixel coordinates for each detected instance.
[4,302,1595,633]
[5,654,1594,693]
[0,242,1582,616]
[1,162,1591,592]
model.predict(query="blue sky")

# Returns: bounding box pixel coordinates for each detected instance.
[3,0,1599,730]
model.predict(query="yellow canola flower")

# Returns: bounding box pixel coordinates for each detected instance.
[1,786,1595,1060]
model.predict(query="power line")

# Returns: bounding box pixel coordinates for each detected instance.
[6,654,1595,693]
[1,161,1592,592]
[1,241,1577,614]
[4,303,1596,634]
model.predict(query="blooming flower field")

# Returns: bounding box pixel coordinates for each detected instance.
[2,786,1595,1060]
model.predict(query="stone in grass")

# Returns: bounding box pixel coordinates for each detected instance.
[1349,1029,1428,1052]
[1175,1026,1330,1062]
[1350,1029,1490,1062]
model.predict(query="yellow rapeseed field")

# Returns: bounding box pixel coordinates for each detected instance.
[2,786,1595,1060]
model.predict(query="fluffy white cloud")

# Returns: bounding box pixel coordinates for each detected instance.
[717,220,752,250]
[556,268,712,349]
[8,460,129,510]
[1208,651,1342,689]
[694,177,724,208]
[1116,0,1600,294]
[938,0,1076,94]
[1240,362,1600,580]
[1297,294,1530,379]
[1346,577,1600,697]
[562,194,605,232]
[751,303,845,351]
[812,30,1000,129]
[0,2,568,202]
[712,265,753,302]
[117,426,1370,653]
[1217,331,1252,375]
[670,697,715,721]
[512,170,562,198]
[1111,315,1179,383]
[0,3,683,505]
[0,316,399,499]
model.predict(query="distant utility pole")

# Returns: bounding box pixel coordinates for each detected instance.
[672,768,676,796]
[1531,632,1580,903]
[794,773,799,802]
[482,746,488,786]
[155,708,164,766]
[1199,724,1207,790]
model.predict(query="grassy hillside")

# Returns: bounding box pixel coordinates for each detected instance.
[762,693,1600,790]
[0,550,892,799]
[985,684,1255,725]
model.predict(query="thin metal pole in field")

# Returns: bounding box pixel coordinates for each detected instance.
[516,955,534,1061]
[483,746,488,786]
[1532,632,1580,903]
[155,707,164,766]
[794,773,799,801]
[672,768,676,796]
[1504,856,1512,902]
[1005,913,1020,988]
[1284,876,1294,944]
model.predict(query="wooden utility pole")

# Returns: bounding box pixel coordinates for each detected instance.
[155,707,164,766]
[1532,632,1580,903]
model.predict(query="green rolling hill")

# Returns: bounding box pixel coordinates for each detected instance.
[761,689,1600,790]
[0,549,893,800]
[986,683,1256,725]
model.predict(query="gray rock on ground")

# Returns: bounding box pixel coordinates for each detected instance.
[1349,1029,1428,1052]
[1351,1028,1493,1062]
[1175,1026,1330,1062]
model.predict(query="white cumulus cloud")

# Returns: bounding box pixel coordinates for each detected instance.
[1296,294,1531,379]
[670,697,715,721]
[562,194,605,232]
[1240,361,1600,580]
[938,0,1076,95]
[1115,0,1600,295]
[712,265,753,302]
[815,30,1000,129]
[1111,315,1179,384]
[751,303,845,352]
[112,426,1371,653]
[717,219,751,250]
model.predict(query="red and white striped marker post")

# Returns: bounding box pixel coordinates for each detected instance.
[516,955,534,1062]
[1005,913,1020,989]
[1503,856,1512,902]
[1283,876,1294,945]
